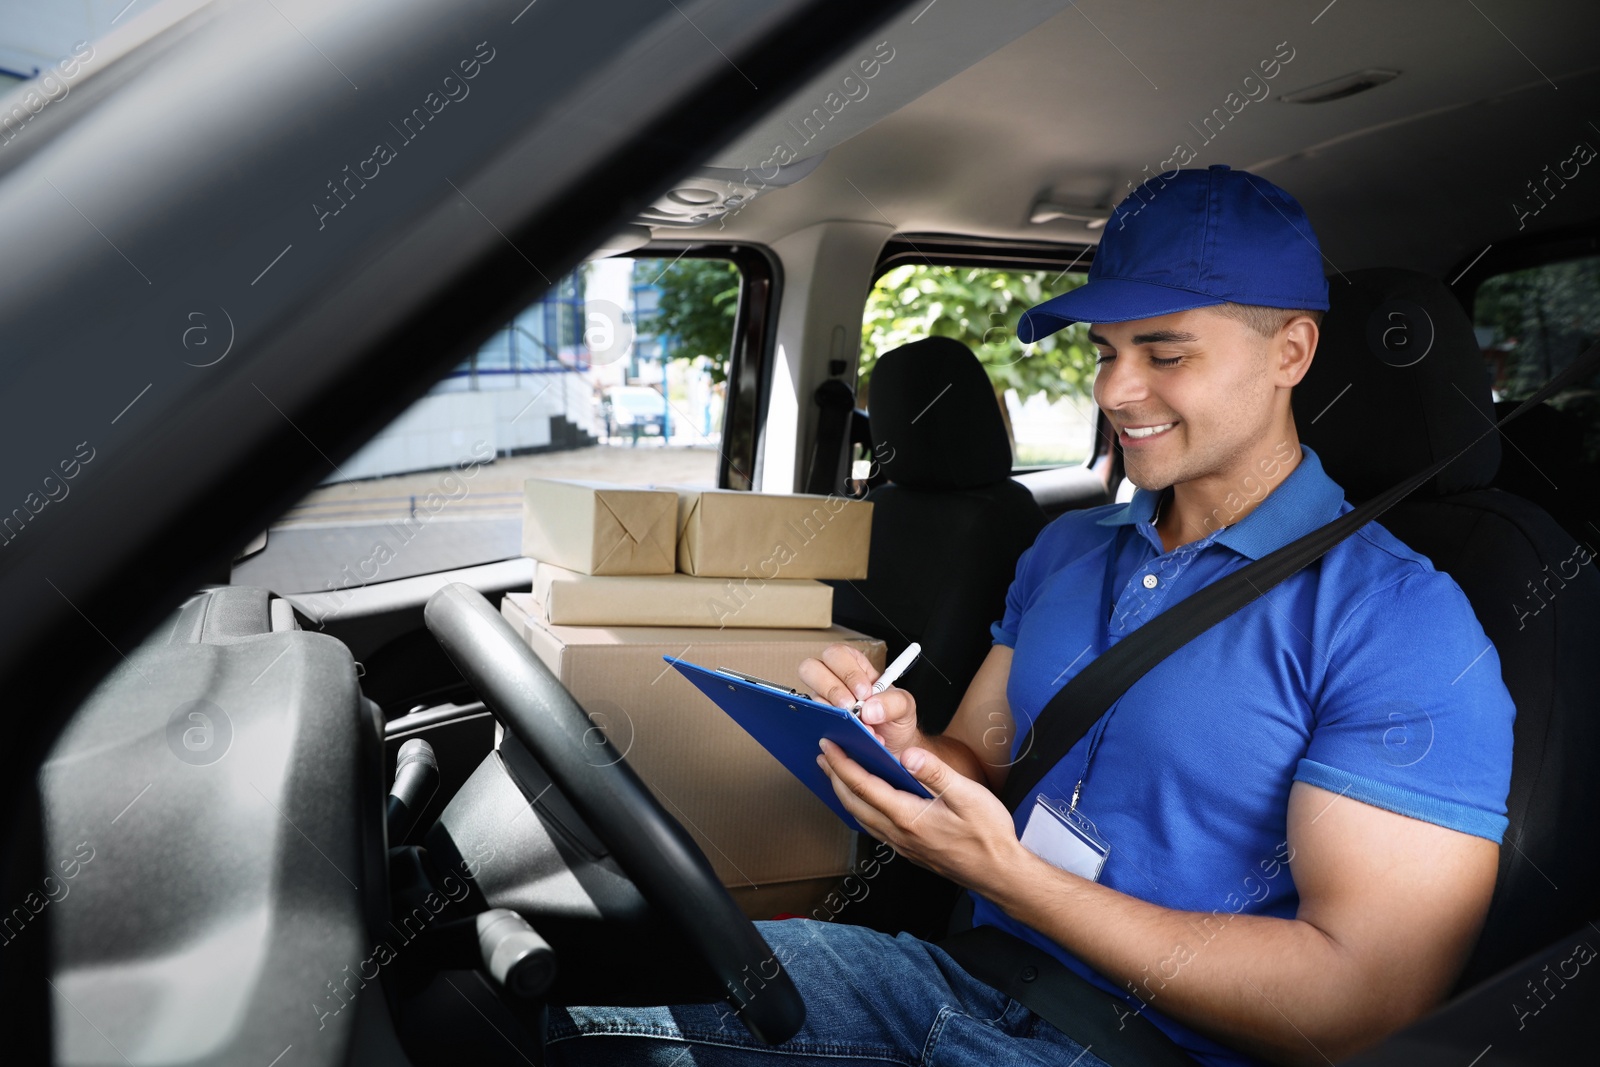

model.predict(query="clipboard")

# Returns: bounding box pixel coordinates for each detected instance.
[664,656,933,833]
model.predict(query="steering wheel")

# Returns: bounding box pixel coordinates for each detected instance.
[422,582,807,1045]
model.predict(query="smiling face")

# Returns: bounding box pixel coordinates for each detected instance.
[1088,306,1317,500]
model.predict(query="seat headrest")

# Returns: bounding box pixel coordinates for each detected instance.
[1293,268,1501,501]
[867,337,1013,490]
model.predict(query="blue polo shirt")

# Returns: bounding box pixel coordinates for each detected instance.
[970,443,1516,1067]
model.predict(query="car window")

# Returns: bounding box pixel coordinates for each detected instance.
[232,254,744,593]
[1473,254,1600,463]
[858,264,1096,477]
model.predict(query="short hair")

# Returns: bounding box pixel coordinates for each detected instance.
[1210,303,1325,338]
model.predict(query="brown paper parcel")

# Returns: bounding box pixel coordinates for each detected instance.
[673,488,873,579]
[529,560,834,628]
[500,592,883,888]
[521,478,676,575]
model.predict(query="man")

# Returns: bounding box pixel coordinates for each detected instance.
[546,166,1516,1067]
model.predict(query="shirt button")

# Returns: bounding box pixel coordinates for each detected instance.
[1021,965,1038,982]
[1142,574,1159,589]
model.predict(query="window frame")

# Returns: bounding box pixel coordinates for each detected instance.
[1456,224,1600,413]
[1452,223,1600,309]
[866,234,1111,475]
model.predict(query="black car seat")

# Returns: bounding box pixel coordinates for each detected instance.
[1294,268,1600,992]
[1489,397,1600,548]
[827,336,1048,734]
[825,337,1047,941]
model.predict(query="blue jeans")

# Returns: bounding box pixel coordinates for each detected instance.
[546,919,1113,1066]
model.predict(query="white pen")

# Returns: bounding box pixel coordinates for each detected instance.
[853,641,921,715]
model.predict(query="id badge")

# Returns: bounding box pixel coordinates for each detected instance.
[1019,795,1110,883]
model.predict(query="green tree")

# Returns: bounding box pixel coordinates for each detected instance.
[1475,257,1600,391]
[1474,256,1600,462]
[643,257,741,383]
[860,265,1097,431]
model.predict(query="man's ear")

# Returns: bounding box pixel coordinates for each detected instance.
[1277,314,1318,387]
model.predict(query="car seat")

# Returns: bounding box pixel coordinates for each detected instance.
[1488,397,1600,548]
[1294,267,1600,992]
[827,336,1048,734]
[825,336,1047,940]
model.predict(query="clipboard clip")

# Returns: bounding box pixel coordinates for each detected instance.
[715,666,809,699]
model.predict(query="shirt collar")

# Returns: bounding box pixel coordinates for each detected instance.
[1095,443,1347,560]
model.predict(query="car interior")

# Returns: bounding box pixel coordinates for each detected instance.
[3,0,1599,1064]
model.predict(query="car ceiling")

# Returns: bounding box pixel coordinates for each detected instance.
[693,0,1600,279]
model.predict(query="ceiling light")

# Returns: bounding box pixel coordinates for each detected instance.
[1281,69,1399,104]
[1030,200,1111,228]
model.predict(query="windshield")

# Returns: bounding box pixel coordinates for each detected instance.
[232,255,742,593]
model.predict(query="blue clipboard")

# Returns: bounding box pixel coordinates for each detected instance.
[664,655,933,833]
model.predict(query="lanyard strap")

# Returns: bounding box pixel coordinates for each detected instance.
[1074,530,1126,809]
[1078,513,1215,810]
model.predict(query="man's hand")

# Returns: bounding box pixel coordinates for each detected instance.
[815,737,1021,895]
[803,642,1016,790]
[798,643,923,756]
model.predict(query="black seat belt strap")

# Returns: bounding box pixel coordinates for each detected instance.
[936,925,1203,1067]
[998,339,1600,812]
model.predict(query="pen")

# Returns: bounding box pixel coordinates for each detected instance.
[853,641,920,715]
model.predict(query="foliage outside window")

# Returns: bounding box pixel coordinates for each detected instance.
[647,258,742,383]
[861,265,1097,464]
[1474,256,1600,463]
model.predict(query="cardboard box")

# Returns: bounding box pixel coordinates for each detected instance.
[726,875,839,922]
[500,595,884,889]
[673,488,873,580]
[521,564,834,628]
[521,479,677,575]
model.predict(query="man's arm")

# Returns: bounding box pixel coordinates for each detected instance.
[798,643,1018,792]
[817,751,1498,1065]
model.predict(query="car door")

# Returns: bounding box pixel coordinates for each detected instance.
[0,0,909,1058]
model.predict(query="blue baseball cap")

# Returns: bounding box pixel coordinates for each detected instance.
[1018,165,1330,343]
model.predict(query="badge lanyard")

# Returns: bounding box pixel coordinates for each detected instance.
[1079,492,1216,812]
[1021,497,1192,883]
[1077,525,1128,812]
[1016,527,1128,883]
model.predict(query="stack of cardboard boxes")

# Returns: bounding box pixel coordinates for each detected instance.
[502,479,882,918]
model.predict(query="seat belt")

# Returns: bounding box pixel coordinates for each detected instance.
[803,376,856,495]
[938,924,1205,1067]
[998,337,1600,812]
